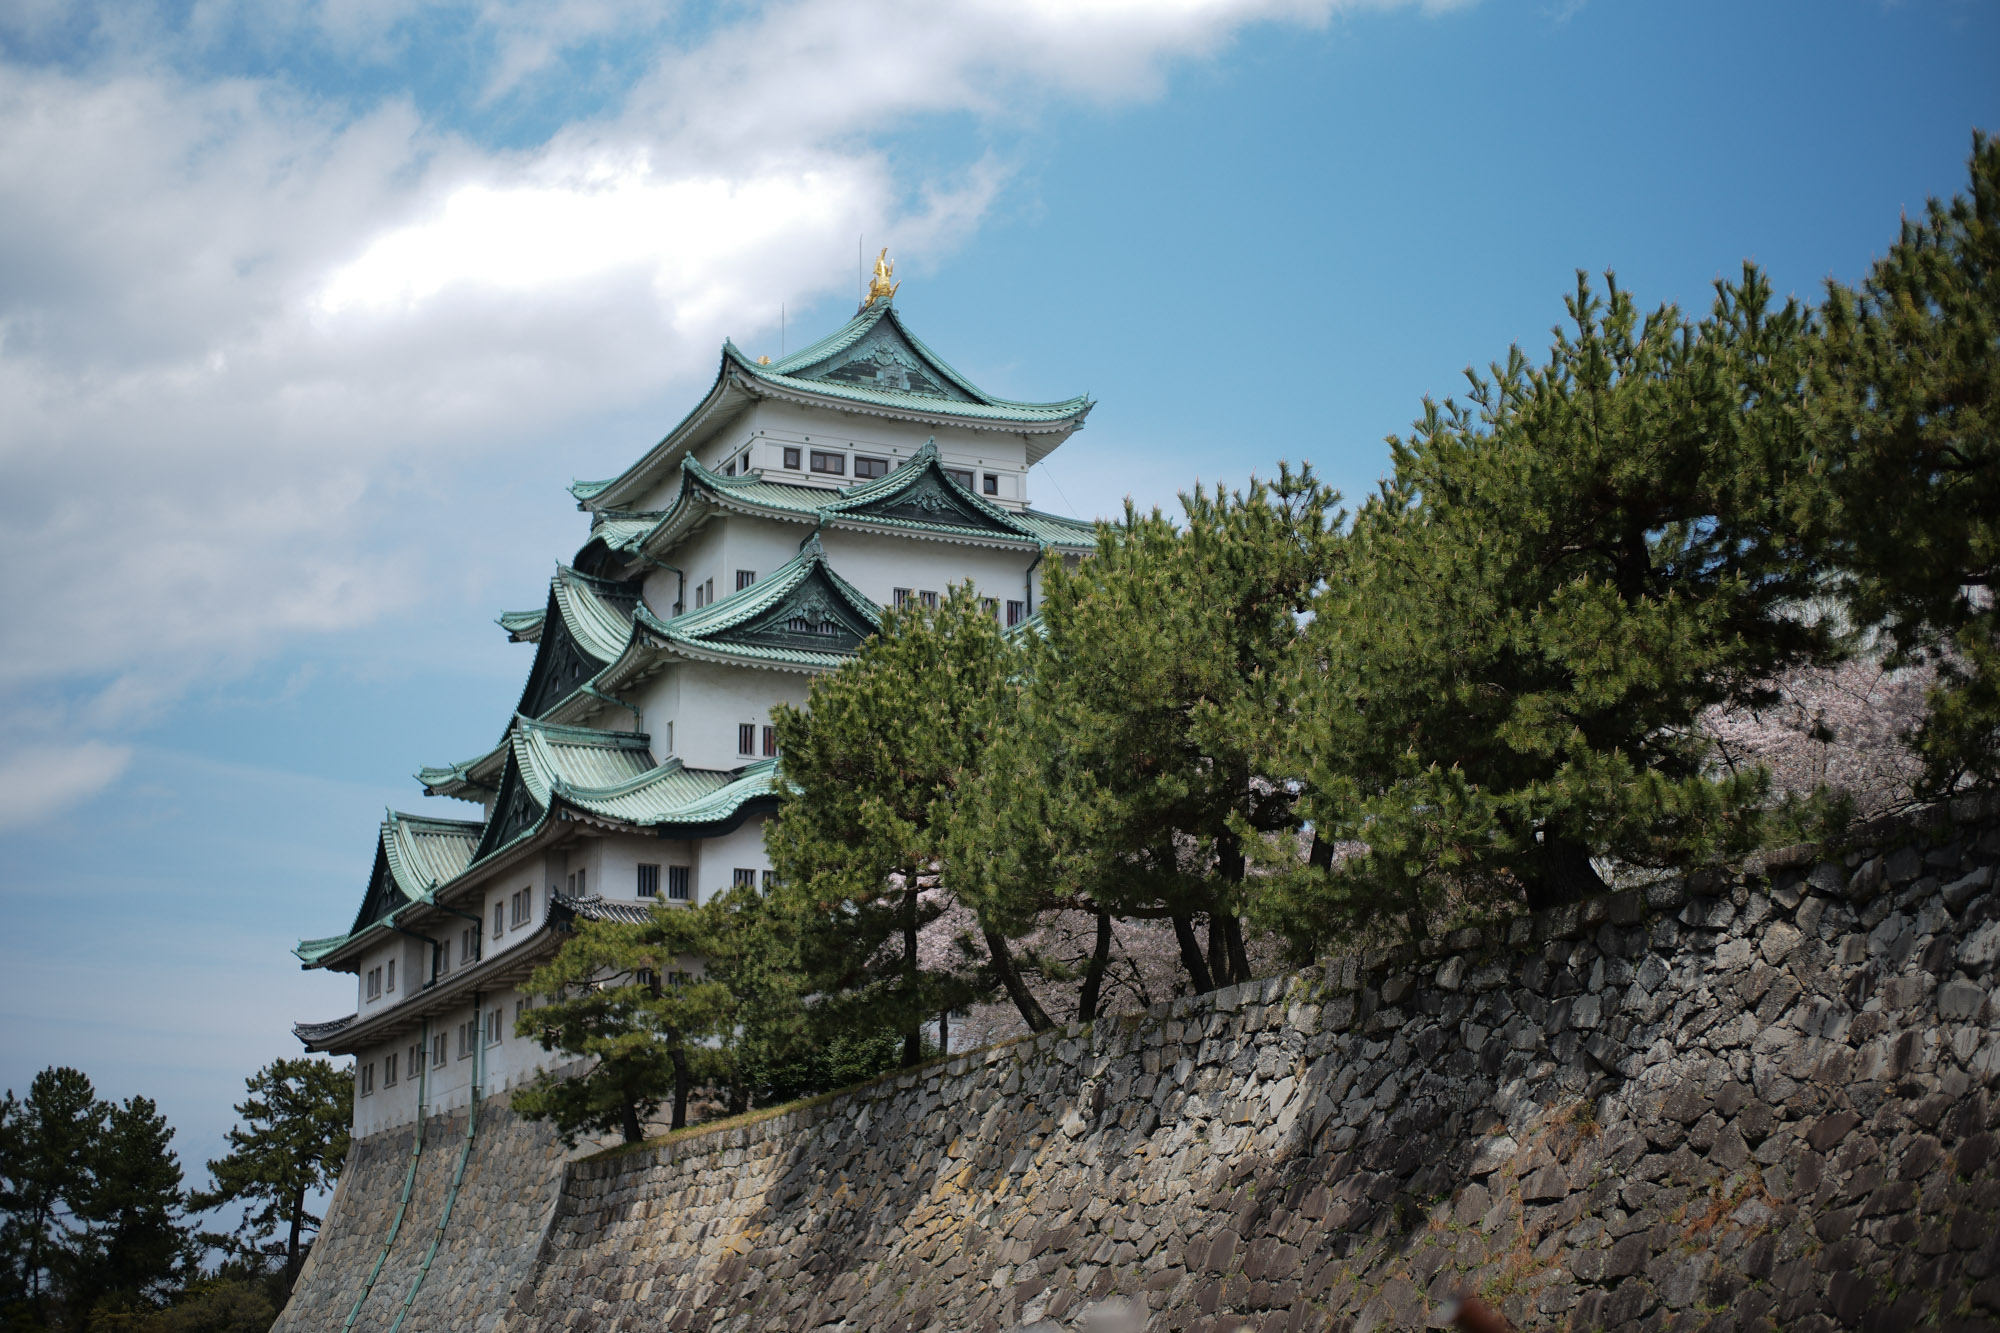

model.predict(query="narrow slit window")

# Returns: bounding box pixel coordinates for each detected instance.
[738,723,756,755]
[1006,600,1026,628]
[762,725,777,757]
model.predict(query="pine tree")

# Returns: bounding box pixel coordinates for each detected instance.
[1816,131,2000,792]
[767,585,1015,1057]
[1264,270,1834,950]
[954,469,1340,999]
[189,1058,351,1290]
[0,1067,100,1323]
[73,1094,193,1311]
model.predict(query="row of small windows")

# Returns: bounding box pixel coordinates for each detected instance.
[777,446,1001,494]
[738,723,779,757]
[358,1002,524,1098]
[892,589,1027,627]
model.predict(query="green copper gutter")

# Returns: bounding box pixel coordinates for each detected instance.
[580,682,643,731]
[388,993,481,1333]
[342,1016,429,1331]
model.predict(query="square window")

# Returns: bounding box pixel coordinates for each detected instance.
[892,587,913,608]
[919,590,939,609]
[733,868,757,888]
[761,725,777,757]
[1006,600,1026,628]
[981,597,998,620]
[809,450,845,475]
[637,864,660,899]
[854,456,889,480]
[667,866,690,901]
[761,870,776,890]
[736,570,756,591]
[983,473,999,495]
[783,446,801,469]
[946,467,974,489]
[738,723,755,755]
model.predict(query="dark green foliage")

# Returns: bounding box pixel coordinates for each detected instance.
[954,469,1341,997]
[1817,131,2000,792]
[742,1028,912,1108]
[0,1069,198,1328]
[187,1059,350,1289]
[768,586,1011,1057]
[1266,270,1836,951]
[515,886,811,1141]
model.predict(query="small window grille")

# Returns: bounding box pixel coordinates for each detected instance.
[809,450,845,475]
[761,870,777,890]
[892,588,913,608]
[983,473,999,495]
[783,447,801,469]
[855,456,889,479]
[738,723,755,755]
[409,1043,422,1076]
[637,864,660,899]
[432,1034,447,1068]
[761,725,777,757]
[485,1008,503,1046]
[733,868,757,888]
[784,617,838,636]
[919,590,939,609]
[667,866,690,901]
[1006,600,1026,628]
[982,597,999,620]
[384,1053,398,1087]
[492,902,504,937]
[365,967,382,1001]
[460,927,477,965]
[736,570,756,591]
[359,1063,374,1097]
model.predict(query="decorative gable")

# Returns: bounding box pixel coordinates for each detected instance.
[519,605,600,717]
[709,565,875,655]
[837,454,1025,537]
[475,757,543,862]
[799,321,971,401]
[349,849,407,935]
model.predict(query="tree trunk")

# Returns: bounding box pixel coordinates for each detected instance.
[1077,910,1112,1024]
[668,1049,691,1133]
[625,1091,648,1143]
[984,929,1054,1032]
[287,1184,305,1281]
[901,877,923,1067]
[1172,914,1214,994]
[938,1010,949,1055]
[1206,913,1233,988]
[1527,837,1608,911]
[1221,913,1252,986]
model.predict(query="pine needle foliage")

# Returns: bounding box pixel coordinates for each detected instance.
[1816,131,2000,792]
[1264,270,1837,951]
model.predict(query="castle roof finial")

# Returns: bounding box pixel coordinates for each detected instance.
[860,248,899,311]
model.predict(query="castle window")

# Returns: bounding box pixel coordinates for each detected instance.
[724,460,735,477]
[460,927,478,965]
[733,869,757,888]
[386,959,395,993]
[637,864,660,899]
[492,901,504,938]
[359,1063,374,1097]
[855,456,889,480]
[809,450,845,476]
[762,725,777,757]
[409,1043,422,1077]
[667,866,690,901]
[1007,600,1026,628]
[892,587,912,608]
[365,967,381,1001]
[982,597,999,621]
[983,473,999,495]
[736,570,756,591]
[761,870,777,890]
[946,467,974,489]
[738,723,755,755]
[384,1053,398,1087]
[485,1008,503,1046]
[783,447,801,470]
[433,1034,447,1068]
[785,616,837,636]
[919,590,939,609]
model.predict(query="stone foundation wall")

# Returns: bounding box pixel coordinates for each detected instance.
[283,796,2000,1331]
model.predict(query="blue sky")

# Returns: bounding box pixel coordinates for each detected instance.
[0,0,1993,1187]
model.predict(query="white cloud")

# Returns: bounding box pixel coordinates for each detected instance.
[0,0,1459,817]
[0,741,132,829]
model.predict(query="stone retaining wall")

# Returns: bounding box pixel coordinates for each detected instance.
[282,796,2000,1331]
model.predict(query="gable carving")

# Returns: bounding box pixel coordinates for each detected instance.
[847,469,1019,534]
[715,569,873,654]
[521,617,595,717]
[477,760,543,861]
[809,327,969,401]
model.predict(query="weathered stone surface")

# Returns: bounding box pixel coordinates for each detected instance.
[275,794,2000,1332]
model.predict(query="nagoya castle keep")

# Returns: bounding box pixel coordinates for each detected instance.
[292,257,1097,1138]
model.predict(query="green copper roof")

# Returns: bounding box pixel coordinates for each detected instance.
[722,301,1092,424]
[416,738,508,800]
[497,608,545,641]
[630,535,878,670]
[578,301,1091,513]
[639,445,1097,559]
[292,811,481,966]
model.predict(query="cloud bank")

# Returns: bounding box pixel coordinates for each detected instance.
[0,0,1457,811]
